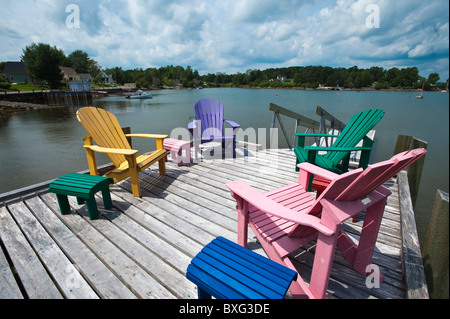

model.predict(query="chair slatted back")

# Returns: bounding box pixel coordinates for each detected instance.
[195,99,224,138]
[77,107,131,167]
[324,109,384,165]
[337,148,427,201]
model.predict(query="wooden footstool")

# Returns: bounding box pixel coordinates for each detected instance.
[163,138,191,166]
[186,237,298,299]
[48,173,114,220]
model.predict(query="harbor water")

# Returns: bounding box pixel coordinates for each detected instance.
[0,88,448,246]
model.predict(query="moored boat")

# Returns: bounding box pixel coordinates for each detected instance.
[126,90,153,99]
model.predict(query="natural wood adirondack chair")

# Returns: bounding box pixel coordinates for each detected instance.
[226,148,426,299]
[188,99,241,158]
[76,107,168,197]
[295,109,385,174]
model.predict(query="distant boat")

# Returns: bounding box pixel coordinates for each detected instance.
[416,83,425,99]
[126,90,152,99]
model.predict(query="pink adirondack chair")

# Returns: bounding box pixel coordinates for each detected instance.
[226,148,427,299]
[188,99,241,159]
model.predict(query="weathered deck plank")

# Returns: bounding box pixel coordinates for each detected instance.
[0,204,64,299]
[24,194,136,299]
[0,149,413,299]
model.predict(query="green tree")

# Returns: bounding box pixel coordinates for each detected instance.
[399,67,419,88]
[386,67,400,87]
[369,66,386,82]
[21,43,65,89]
[67,50,90,73]
[427,73,440,85]
[88,60,102,82]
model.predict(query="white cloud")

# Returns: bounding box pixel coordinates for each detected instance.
[0,0,448,79]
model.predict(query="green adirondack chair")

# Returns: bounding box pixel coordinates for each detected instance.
[294,109,385,174]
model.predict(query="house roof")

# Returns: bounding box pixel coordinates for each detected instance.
[3,62,27,74]
[59,66,78,76]
[78,73,92,80]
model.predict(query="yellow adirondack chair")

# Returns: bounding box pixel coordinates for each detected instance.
[76,107,167,197]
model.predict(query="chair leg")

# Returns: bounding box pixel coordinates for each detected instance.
[85,197,99,220]
[235,197,249,247]
[125,155,142,197]
[102,188,113,209]
[177,148,183,166]
[56,194,70,215]
[353,199,386,277]
[159,157,166,175]
[129,170,141,198]
[309,231,339,299]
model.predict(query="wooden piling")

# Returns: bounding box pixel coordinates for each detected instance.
[394,135,427,207]
[422,189,449,299]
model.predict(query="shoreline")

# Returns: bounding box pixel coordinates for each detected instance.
[0,100,65,117]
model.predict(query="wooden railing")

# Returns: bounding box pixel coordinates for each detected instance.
[394,135,428,207]
[269,103,346,149]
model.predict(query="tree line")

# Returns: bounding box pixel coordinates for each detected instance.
[202,66,444,90]
[109,65,444,90]
[3,42,446,91]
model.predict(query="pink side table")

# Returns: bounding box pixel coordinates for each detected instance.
[163,138,191,166]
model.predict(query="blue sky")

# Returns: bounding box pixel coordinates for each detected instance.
[1,0,449,79]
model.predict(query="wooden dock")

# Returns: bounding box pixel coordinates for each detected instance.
[0,149,426,299]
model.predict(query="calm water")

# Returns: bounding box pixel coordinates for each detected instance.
[1,88,448,245]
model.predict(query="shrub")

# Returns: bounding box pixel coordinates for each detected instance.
[0,82,11,90]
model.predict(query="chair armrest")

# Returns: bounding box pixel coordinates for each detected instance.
[126,134,168,139]
[224,120,241,129]
[297,163,339,179]
[296,162,338,186]
[295,133,339,138]
[84,145,138,156]
[226,180,334,236]
[126,134,167,150]
[304,146,372,152]
[296,133,339,148]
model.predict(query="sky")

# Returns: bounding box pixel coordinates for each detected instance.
[1,0,449,79]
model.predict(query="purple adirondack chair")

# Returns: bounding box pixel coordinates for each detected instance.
[188,99,241,159]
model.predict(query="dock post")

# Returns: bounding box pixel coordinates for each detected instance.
[422,189,449,299]
[394,135,427,207]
